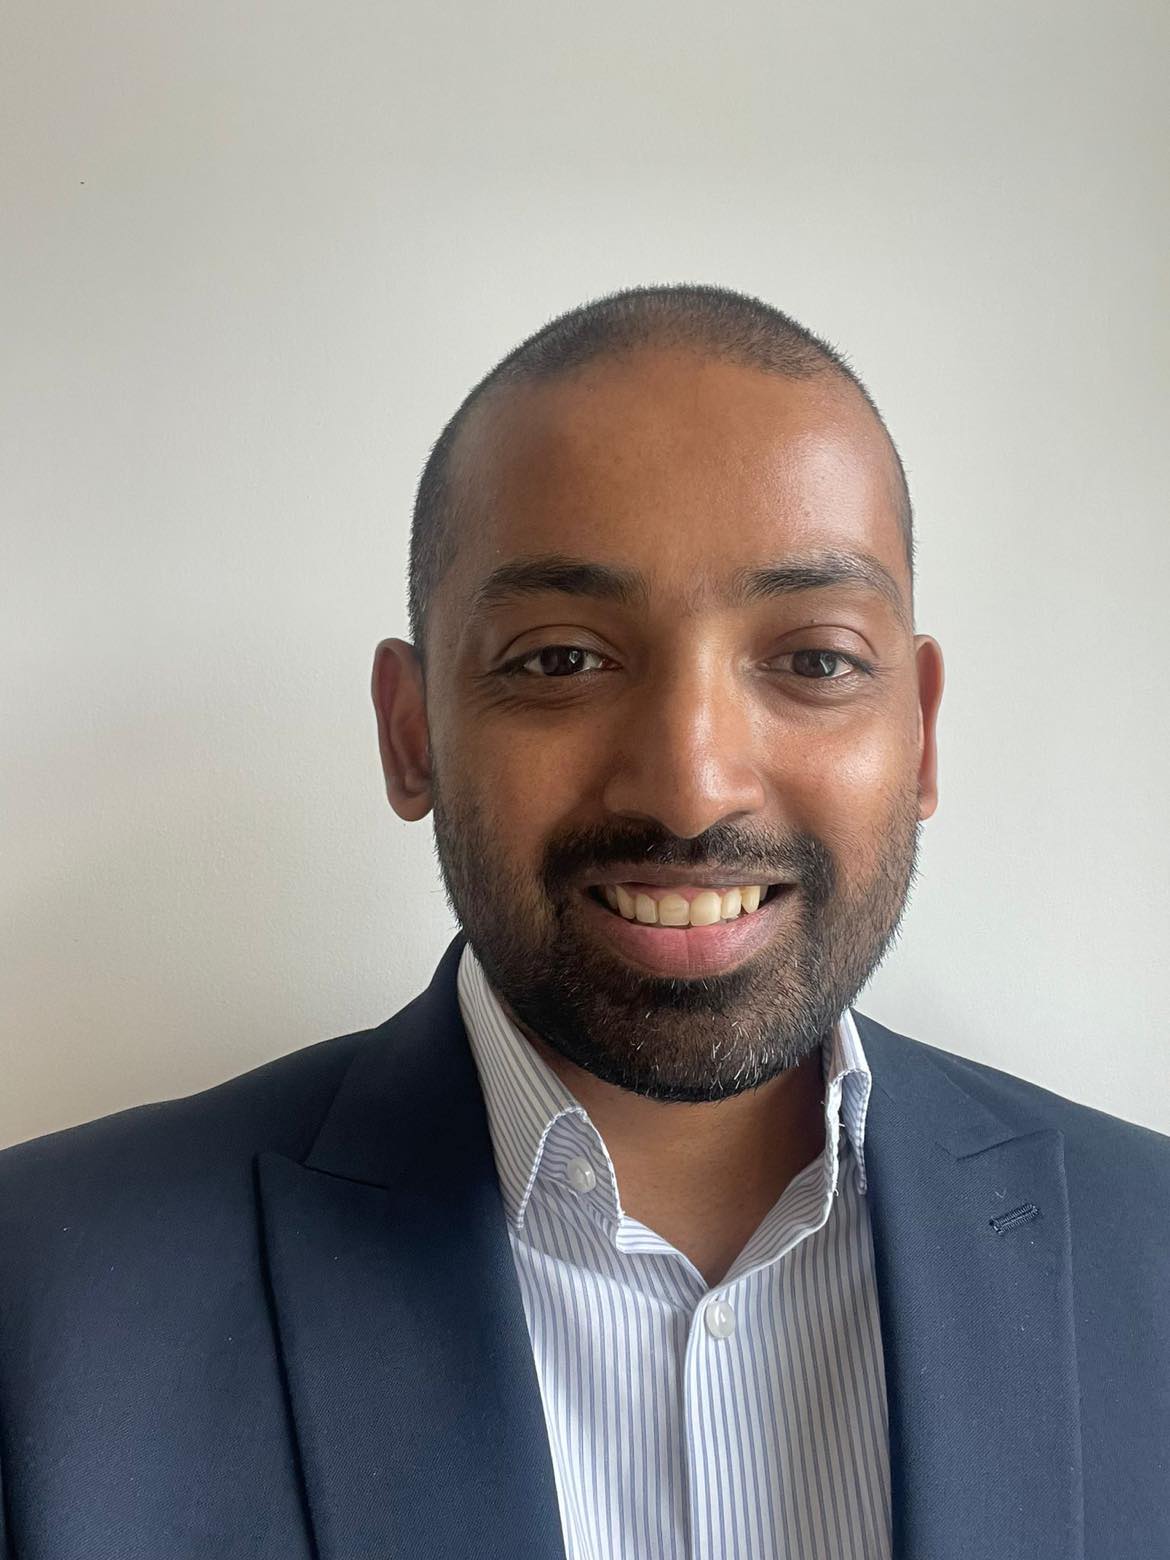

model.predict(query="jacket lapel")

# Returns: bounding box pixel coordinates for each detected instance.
[857,1016,1084,1560]
[257,933,566,1560]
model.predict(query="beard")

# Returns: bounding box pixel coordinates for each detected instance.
[429,764,921,1103]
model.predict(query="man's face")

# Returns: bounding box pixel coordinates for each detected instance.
[379,348,943,1102]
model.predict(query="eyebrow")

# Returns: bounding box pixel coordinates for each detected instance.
[467,548,910,628]
[735,553,910,626]
[470,556,648,618]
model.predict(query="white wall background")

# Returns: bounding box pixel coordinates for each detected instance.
[3,0,1167,1148]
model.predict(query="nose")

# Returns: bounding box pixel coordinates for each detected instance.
[600,653,768,839]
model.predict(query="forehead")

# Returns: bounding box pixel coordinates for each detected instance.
[446,348,908,614]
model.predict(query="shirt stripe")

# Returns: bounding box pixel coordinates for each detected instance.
[458,942,891,1560]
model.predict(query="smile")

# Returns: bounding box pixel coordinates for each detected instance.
[580,882,796,979]
[588,881,781,927]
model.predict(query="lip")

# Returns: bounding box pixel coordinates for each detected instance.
[583,868,787,891]
[578,885,797,979]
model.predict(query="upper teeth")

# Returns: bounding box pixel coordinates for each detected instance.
[602,883,766,926]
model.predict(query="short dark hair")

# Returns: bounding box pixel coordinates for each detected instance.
[407,283,913,665]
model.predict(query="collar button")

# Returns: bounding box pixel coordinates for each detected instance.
[566,1156,597,1194]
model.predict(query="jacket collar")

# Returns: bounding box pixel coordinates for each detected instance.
[259,934,1083,1560]
[857,1013,1084,1559]
[257,932,566,1560]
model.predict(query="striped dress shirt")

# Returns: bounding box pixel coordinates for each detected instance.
[457,943,892,1560]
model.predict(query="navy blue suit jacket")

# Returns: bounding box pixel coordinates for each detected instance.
[1,933,1167,1558]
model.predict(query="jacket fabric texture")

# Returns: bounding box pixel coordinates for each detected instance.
[0,931,1167,1559]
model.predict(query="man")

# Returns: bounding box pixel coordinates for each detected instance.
[0,286,1166,1560]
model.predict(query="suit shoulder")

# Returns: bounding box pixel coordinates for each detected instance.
[855,1010,1170,1181]
[0,1023,384,1238]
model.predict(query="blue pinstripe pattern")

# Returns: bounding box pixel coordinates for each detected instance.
[458,943,891,1559]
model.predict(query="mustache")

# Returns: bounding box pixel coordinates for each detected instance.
[542,820,837,908]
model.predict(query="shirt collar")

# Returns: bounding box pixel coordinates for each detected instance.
[457,940,873,1234]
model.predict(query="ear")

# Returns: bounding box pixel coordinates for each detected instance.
[371,638,433,821]
[913,634,945,820]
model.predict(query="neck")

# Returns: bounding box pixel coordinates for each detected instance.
[519,1020,829,1288]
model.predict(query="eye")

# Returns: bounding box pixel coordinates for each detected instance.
[774,649,870,681]
[499,645,611,678]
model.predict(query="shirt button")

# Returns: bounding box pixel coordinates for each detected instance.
[565,1156,597,1194]
[704,1298,737,1339]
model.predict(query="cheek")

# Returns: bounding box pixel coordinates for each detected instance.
[452,731,584,860]
[774,710,919,828]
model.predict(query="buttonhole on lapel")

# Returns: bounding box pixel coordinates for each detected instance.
[989,1202,1040,1235]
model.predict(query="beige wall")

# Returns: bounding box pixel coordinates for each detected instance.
[3,0,1168,1146]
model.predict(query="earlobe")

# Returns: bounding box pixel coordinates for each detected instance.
[913,635,945,821]
[371,638,434,822]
